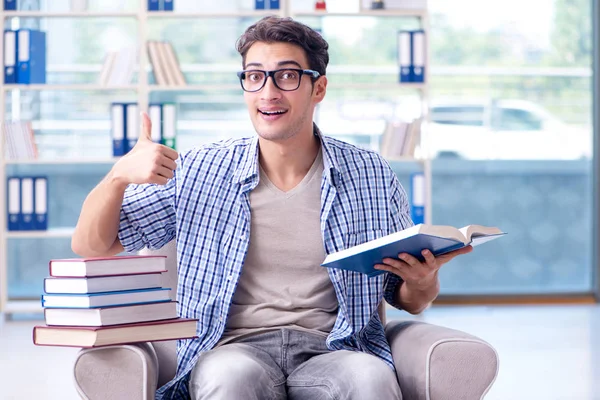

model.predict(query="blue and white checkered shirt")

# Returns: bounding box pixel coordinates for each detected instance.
[118,126,413,399]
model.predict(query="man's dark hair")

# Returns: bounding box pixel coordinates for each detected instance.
[236,16,329,77]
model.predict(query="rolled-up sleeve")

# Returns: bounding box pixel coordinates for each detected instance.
[383,173,414,310]
[118,158,181,253]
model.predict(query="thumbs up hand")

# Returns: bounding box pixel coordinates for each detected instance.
[111,112,179,186]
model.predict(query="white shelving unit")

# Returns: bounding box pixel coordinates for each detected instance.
[0,0,430,316]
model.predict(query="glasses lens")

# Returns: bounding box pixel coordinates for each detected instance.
[242,70,266,92]
[274,69,301,91]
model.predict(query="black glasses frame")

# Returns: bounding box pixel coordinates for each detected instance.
[236,68,321,92]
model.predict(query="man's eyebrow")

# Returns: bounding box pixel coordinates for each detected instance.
[244,60,303,69]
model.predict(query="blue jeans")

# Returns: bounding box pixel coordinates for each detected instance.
[189,328,402,399]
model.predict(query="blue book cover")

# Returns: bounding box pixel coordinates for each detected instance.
[321,224,505,277]
[4,0,16,10]
[16,29,46,84]
[4,30,17,84]
[41,288,172,309]
[111,102,127,156]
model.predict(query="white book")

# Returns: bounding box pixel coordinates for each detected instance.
[49,255,167,277]
[41,288,172,309]
[44,301,178,326]
[44,272,163,294]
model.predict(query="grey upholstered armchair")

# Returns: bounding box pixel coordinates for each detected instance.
[73,241,499,400]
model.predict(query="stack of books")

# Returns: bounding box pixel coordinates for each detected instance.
[33,255,197,348]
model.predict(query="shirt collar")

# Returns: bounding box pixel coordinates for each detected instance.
[231,124,342,188]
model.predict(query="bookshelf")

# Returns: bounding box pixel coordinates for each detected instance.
[0,0,430,316]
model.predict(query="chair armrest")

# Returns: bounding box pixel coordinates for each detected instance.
[385,321,499,400]
[73,342,159,400]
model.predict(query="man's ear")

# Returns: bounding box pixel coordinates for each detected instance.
[312,76,327,103]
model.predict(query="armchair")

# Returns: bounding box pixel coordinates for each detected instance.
[73,241,498,399]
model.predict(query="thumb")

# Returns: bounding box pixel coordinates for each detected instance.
[139,112,153,142]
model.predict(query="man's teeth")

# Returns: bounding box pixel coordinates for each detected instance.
[261,110,286,115]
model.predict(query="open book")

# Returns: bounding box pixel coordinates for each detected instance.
[322,224,506,277]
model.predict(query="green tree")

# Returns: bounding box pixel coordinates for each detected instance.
[548,0,592,66]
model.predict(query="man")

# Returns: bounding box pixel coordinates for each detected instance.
[72,16,471,400]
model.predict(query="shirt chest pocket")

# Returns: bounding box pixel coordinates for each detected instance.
[345,229,386,249]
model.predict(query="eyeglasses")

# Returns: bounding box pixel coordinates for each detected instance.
[237,68,321,92]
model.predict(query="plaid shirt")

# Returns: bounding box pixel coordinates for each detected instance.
[118,126,413,399]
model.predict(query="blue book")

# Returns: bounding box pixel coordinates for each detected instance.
[321,224,506,277]
[6,176,20,231]
[411,30,425,83]
[41,288,172,309]
[4,0,16,10]
[33,176,48,230]
[397,30,411,83]
[111,102,127,156]
[4,30,17,83]
[16,29,46,84]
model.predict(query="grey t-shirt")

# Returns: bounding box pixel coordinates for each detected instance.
[219,149,338,345]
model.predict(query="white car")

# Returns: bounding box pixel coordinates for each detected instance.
[423,99,592,160]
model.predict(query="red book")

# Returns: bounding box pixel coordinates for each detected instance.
[33,318,198,348]
[49,255,167,277]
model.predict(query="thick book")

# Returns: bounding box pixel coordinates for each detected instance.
[322,224,505,277]
[44,301,178,326]
[48,255,167,277]
[44,272,163,294]
[41,288,172,309]
[33,318,197,348]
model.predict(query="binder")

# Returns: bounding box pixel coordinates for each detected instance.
[4,0,16,10]
[148,0,159,11]
[20,176,35,230]
[163,0,173,11]
[7,177,20,231]
[268,0,280,9]
[411,30,425,83]
[410,172,425,225]
[397,31,411,83]
[17,29,47,84]
[111,103,126,156]
[125,103,139,152]
[148,104,162,144]
[34,176,48,230]
[4,30,17,84]
[161,103,176,150]
[255,0,265,9]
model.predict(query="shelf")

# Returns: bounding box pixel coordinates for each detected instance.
[2,11,139,18]
[5,158,118,165]
[149,83,240,91]
[2,84,138,91]
[146,11,282,18]
[3,300,42,314]
[386,156,428,163]
[292,9,426,18]
[329,82,426,90]
[6,228,74,239]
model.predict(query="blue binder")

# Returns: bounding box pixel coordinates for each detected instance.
[268,0,280,9]
[148,103,163,144]
[7,177,20,231]
[163,0,173,11]
[148,0,159,11]
[411,30,425,83]
[16,29,46,84]
[4,0,16,10]
[4,30,17,83]
[33,176,48,230]
[255,0,265,9]
[19,176,35,230]
[410,172,425,224]
[397,30,412,83]
[111,103,127,156]
[125,103,139,153]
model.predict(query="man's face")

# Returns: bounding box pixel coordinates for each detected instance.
[242,41,326,142]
